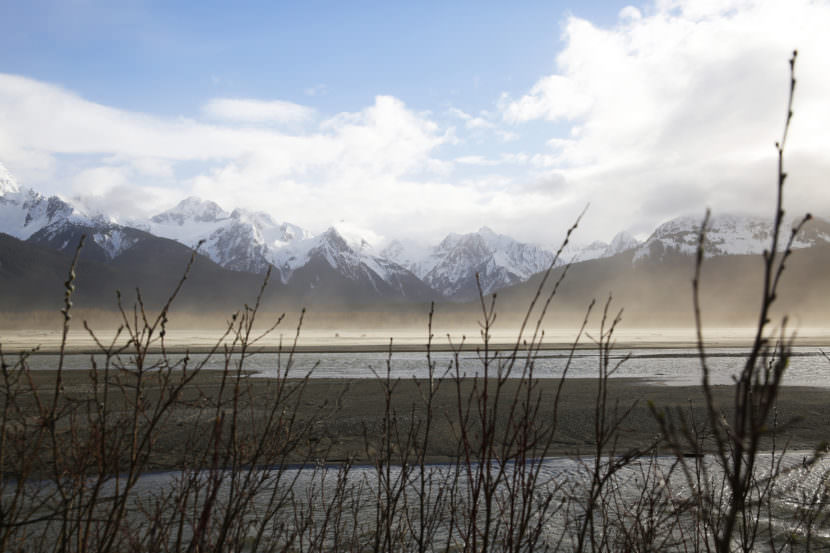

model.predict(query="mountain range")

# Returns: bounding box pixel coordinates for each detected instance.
[2,161,829,324]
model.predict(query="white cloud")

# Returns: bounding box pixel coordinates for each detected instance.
[448,106,497,130]
[68,165,181,221]
[0,74,257,161]
[454,153,532,167]
[70,166,130,197]
[318,95,446,177]
[619,6,642,21]
[501,153,530,165]
[448,107,472,120]
[502,75,593,124]
[203,98,316,124]
[455,155,498,166]
[501,0,830,238]
[332,220,385,249]
[187,96,453,234]
[466,116,495,130]
[130,157,175,179]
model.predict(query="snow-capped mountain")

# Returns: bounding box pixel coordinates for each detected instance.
[273,228,373,283]
[270,227,436,301]
[0,162,82,241]
[0,162,147,261]
[145,199,434,299]
[379,239,432,278]
[150,196,226,227]
[383,227,557,300]
[566,231,640,262]
[568,240,607,262]
[633,214,830,262]
[606,231,640,256]
[147,197,310,274]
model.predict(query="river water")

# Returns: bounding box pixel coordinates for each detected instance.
[11,451,830,551]
[18,345,830,387]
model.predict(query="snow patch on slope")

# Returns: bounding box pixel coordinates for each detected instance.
[91,228,141,259]
[0,162,20,195]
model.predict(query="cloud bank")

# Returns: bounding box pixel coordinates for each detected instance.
[501,0,830,237]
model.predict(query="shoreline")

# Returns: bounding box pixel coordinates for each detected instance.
[10,339,830,355]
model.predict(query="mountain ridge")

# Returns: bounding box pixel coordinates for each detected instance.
[2,162,829,308]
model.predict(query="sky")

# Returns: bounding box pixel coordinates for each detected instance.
[0,0,828,249]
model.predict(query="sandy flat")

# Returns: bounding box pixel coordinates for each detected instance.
[5,327,830,354]
[5,370,829,475]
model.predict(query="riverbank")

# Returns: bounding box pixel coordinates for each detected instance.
[5,327,830,354]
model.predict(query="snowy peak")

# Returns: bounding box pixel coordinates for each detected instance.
[152,197,228,226]
[386,227,556,300]
[322,226,359,251]
[475,226,524,253]
[0,162,20,195]
[380,239,430,273]
[432,232,491,265]
[477,226,498,240]
[570,240,609,262]
[313,227,352,260]
[795,215,830,246]
[270,228,345,283]
[0,164,150,259]
[607,231,639,255]
[263,227,435,301]
[230,208,272,226]
[272,227,364,282]
[632,213,830,262]
[269,226,416,293]
[145,196,310,274]
[634,214,769,261]
[633,214,755,261]
[327,222,383,256]
[278,222,308,242]
[0,166,83,241]
[227,208,310,245]
[566,231,640,263]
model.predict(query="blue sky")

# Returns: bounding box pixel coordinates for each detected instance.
[2,1,626,113]
[1,0,829,248]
